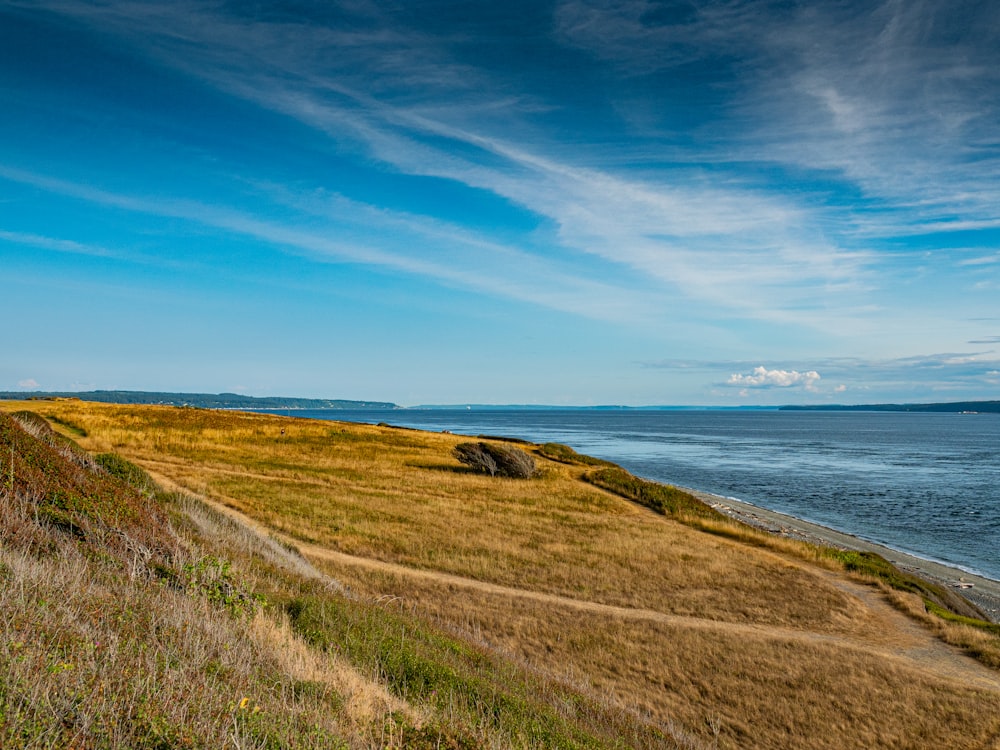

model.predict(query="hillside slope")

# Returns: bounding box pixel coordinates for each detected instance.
[3,401,1000,749]
[1,410,675,748]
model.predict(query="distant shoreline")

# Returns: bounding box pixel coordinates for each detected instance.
[4,391,999,413]
[778,401,1000,413]
[0,391,399,410]
[686,488,1000,623]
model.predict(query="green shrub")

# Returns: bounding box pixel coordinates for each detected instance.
[538,443,615,467]
[96,452,155,494]
[182,555,264,618]
[584,467,721,520]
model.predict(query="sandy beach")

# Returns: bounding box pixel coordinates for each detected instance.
[684,488,1000,624]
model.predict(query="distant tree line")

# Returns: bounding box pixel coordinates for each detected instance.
[779,401,1000,413]
[0,390,399,410]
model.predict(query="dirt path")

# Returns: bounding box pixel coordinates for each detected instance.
[299,540,1000,692]
[148,469,1000,694]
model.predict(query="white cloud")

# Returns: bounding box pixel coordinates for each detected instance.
[647,353,1000,401]
[727,366,821,390]
[0,230,114,257]
[17,379,40,388]
[959,252,1000,267]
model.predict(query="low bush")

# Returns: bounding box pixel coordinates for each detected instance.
[453,442,536,479]
[95,452,156,495]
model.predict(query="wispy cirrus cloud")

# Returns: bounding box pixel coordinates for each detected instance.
[2,0,998,403]
[556,0,1000,238]
[204,21,873,324]
[0,164,648,323]
[959,252,1000,267]
[754,4,1000,236]
[6,0,882,330]
[0,229,114,258]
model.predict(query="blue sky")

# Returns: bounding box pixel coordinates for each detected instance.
[2,0,999,405]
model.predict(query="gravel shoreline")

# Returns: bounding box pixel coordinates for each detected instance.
[684,488,1000,624]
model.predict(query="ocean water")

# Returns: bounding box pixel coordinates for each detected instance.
[265,409,1000,582]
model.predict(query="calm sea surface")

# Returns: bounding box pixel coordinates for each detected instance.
[264,409,1000,581]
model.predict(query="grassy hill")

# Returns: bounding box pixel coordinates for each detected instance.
[2,400,1000,749]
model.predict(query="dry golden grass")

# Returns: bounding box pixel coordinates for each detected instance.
[0,494,374,748]
[317,561,1000,750]
[1,406,684,749]
[25,402,872,631]
[5,399,1000,749]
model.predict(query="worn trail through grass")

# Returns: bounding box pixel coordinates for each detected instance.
[154,468,1000,696]
[304,542,1000,693]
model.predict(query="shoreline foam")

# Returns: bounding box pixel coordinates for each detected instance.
[684,488,1000,623]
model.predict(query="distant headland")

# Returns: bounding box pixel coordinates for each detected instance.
[778,400,1000,413]
[0,390,399,410]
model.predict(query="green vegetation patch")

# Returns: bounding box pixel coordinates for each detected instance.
[823,549,988,621]
[585,467,722,521]
[924,600,1000,636]
[43,413,88,437]
[182,555,265,618]
[286,594,661,748]
[95,452,156,495]
[538,443,616,467]
[0,413,177,564]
